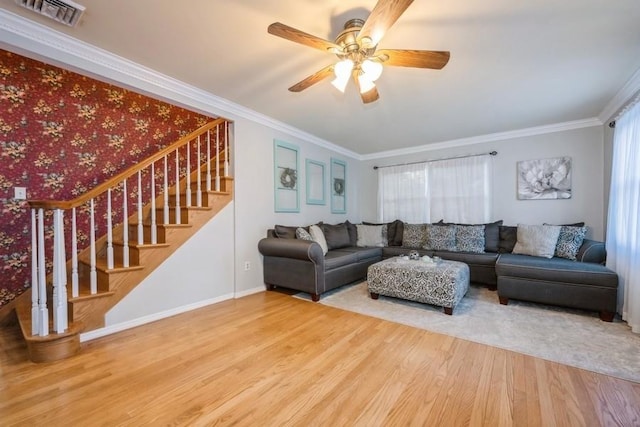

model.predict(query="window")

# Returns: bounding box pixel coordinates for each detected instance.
[377,154,492,224]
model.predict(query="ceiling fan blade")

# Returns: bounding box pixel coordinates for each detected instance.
[358,0,414,47]
[352,73,380,104]
[288,64,335,92]
[376,49,450,69]
[268,22,341,53]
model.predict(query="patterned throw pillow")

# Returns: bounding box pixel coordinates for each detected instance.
[455,225,485,253]
[296,227,313,241]
[555,225,587,260]
[424,224,456,251]
[402,223,426,248]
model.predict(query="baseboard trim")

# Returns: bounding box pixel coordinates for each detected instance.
[234,286,266,299]
[80,292,235,342]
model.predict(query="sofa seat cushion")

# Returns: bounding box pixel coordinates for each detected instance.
[324,251,359,270]
[496,254,618,288]
[435,250,499,266]
[332,247,382,262]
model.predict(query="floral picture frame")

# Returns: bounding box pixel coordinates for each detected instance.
[517,156,572,200]
[306,159,326,205]
[274,140,299,212]
[330,158,346,214]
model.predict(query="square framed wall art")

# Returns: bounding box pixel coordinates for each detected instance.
[305,159,326,205]
[330,158,347,214]
[517,156,572,200]
[274,140,299,212]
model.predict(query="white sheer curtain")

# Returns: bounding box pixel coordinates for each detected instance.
[428,155,491,223]
[606,99,640,333]
[377,163,429,223]
[377,154,492,223]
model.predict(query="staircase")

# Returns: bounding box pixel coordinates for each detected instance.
[9,119,233,363]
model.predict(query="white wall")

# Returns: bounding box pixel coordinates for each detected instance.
[232,118,362,295]
[104,204,235,326]
[358,126,607,240]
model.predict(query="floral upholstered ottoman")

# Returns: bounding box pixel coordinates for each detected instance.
[367,257,470,315]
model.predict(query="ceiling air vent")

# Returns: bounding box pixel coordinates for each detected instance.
[15,0,85,27]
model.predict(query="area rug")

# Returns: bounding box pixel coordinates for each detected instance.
[295,282,640,383]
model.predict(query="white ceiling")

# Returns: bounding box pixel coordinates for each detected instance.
[2,0,640,156]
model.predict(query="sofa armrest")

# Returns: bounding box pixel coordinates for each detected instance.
[577,239,606,264]
[258,237,324,264]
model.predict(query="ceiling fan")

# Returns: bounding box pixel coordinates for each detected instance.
[267,0,450,104]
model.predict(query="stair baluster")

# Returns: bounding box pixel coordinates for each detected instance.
[215,124,221,191]
[89,199,97,294]
[71,208,79,297]
[137,171,143,246]
[107,189,114,270]
[175,149,181,225]
[150,162,157,244]
[36,208,48,336]
[196,135,202,208]
[30,209,39,335]
[122,179,130,267]
[52,209,68,333]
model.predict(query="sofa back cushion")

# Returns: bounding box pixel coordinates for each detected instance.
[321,223,352,250]
[499,225,517,253]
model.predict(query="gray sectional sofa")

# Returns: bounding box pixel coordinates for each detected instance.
[257,220,618,321]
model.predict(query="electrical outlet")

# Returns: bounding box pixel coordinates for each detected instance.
[14,187,27,200]
[244,261,251,271]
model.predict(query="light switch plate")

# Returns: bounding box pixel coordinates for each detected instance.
[14,187,26,200]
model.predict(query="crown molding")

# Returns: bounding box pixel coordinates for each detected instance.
[360,118,603,161]
[0,9,360,160]
[598,66,640,123]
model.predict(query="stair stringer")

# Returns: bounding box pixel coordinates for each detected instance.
[69,187,234,332]
[99,202,235,333]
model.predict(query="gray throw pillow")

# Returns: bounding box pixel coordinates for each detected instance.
[499,225,517,253]
[512,224,561,258]
[402,223,426,248]
[424,224,456,251]
[274,224,299,239]
[554,225,587,260]
[455,225,485,253]
[321,223,351,250]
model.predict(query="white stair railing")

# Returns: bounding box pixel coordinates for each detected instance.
[26,119,230,337]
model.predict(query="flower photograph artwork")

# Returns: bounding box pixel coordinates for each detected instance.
[517,156,572,200]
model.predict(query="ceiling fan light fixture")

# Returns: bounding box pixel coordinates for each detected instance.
[358,74,376,94]
[331,59,354,93]
[361,59,383,81]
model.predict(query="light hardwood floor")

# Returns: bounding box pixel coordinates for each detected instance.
[1,290,639,426]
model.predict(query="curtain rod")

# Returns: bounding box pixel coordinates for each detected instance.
[609,90,640,128]
[373,151,498,170]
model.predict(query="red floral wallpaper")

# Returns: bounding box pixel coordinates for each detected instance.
[0,48,220,308]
